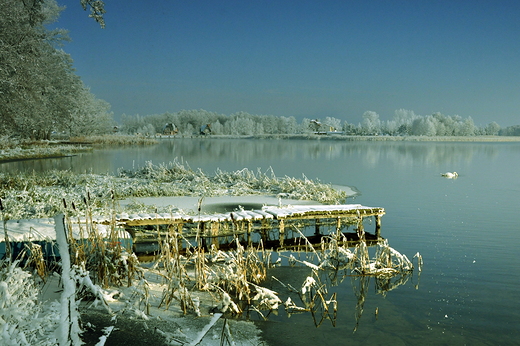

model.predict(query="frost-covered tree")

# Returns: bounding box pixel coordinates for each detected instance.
[0,0,112,139]
[261,115,279,134]
[210,120,224,135]
[499,125,520,136]
[281,116,298,134]
[254,121,265,135]
[459,116,476,136]
[67,88,113,136]
[136,124,155,136]
[342,121,358,135]
[80,0,106,28]
[392,109,418,134]
[411,116,436,136]
[484,121,501,135]
[383,119,398,135]
[228,114,255,135]
[183,123,195,135]
[300,118,313,133]
[361,111,381,135]
[121,114,146,134]
[324,117,342,131]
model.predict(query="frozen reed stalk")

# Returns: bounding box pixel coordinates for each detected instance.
[1,198,11,262]
[413,252,423,271]
[291,225,321,262]
[24,242,46,280]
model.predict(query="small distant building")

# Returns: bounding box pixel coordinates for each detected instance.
[309,119,336,134]
[200,124,212,135]
[162,123,178,135]
[309,119,322,132]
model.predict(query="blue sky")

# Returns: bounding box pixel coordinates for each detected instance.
[55,0,520,126]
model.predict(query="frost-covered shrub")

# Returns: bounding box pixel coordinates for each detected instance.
[0,261,59,345]
[0,135,18,150]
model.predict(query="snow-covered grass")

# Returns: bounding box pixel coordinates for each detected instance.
[0,143,92,161]
[0,260,61,345]
[0,160,347,220]
[0,134,159,162]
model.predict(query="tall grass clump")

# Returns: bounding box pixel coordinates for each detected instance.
[63,195,140,290]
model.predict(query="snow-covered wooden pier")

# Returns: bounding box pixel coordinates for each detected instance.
[1,204,385,258]
[99,204,386,253]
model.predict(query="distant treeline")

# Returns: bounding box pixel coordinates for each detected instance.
[121,109,517,137]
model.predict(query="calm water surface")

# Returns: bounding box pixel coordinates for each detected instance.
[4,138,520,345]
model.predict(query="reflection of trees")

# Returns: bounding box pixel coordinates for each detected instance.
[336,141,502,168]
[151,139,300,168]
[4,139,517,178]
[153,140,506,170]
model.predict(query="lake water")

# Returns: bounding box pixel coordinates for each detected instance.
[4,138,520,345]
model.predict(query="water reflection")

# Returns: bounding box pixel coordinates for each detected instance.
[325,141,502,169]
[263,256,419,333]
[2,139,517,176]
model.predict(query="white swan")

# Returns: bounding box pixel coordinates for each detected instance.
[441,172,458,179]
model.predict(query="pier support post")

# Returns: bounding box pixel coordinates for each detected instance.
[279,220,285,247]
[260,220,269,244]
[247,220,252,247]
[375,215,382,239]
[210,222,219,249]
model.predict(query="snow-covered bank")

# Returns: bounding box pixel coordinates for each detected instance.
[0,160,350,220]
[0,144,92,162]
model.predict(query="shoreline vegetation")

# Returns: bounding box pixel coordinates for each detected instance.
[1,134,520,163]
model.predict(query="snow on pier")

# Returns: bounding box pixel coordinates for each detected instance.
[2,204,385,256]
[95,203,384,226]
[105,204,385,251]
